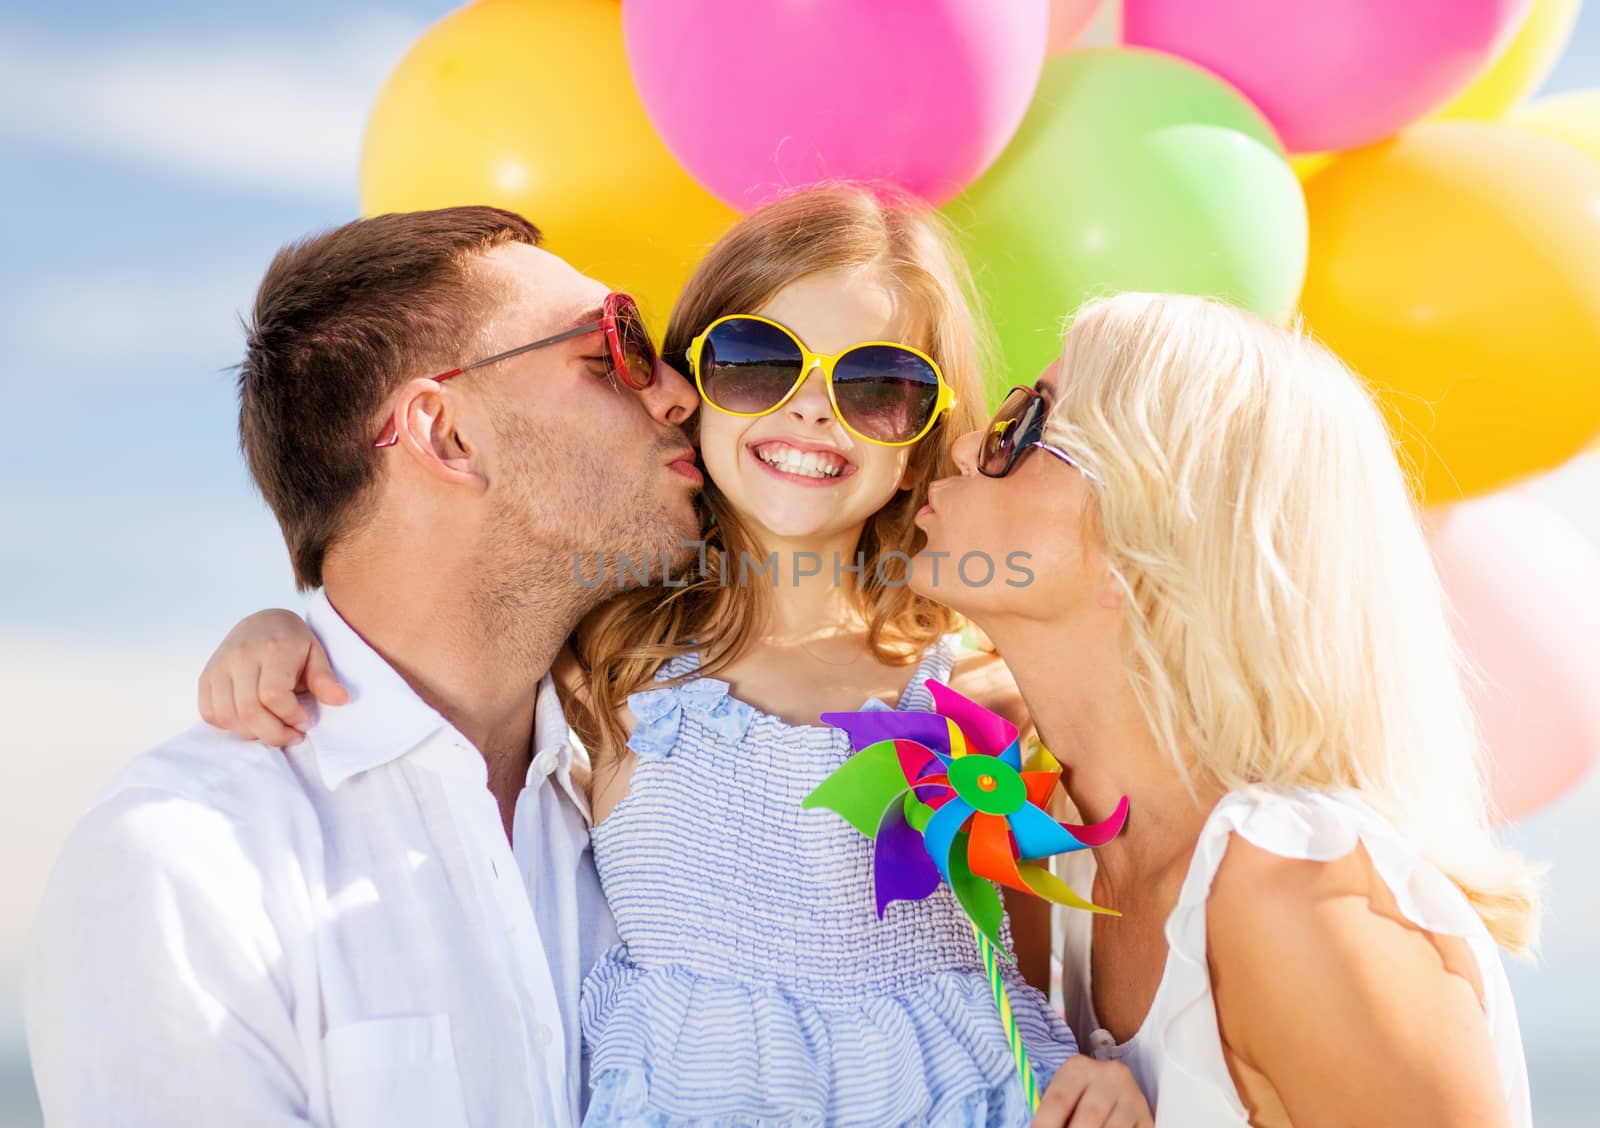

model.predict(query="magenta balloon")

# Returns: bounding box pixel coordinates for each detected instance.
[1430,490,1600,824]
[623,0,1050,211]
[1124,0,1528,153]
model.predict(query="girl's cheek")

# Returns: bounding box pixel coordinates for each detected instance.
[696,418,742,473]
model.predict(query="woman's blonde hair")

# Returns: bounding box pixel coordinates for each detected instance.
[563,184,990,761]
[1046,292,1541,955]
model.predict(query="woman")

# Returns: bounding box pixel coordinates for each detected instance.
[912,292,1539,1126]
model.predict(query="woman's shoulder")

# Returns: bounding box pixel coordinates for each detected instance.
[1199,787,1514,1124]
[1199,785,1488,952]
[1206,818,1438,961]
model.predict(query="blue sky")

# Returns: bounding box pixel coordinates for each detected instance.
[2,2,1598,1123]
[2,2,442,646]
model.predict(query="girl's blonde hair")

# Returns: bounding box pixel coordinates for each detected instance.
[564,184,990,760]
[1047,292,1541,955]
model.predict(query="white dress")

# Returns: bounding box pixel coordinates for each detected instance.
[1056,786,1533,1126]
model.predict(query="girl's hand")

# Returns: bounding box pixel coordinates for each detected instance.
[1032,1055,1154,1128]
[197,609,348,747]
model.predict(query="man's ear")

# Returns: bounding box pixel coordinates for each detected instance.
[389,379,487,490]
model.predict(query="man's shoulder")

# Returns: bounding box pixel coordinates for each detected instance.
[29,726,324,994]
[113,721,314,812]
[61,723,321,875]
[24,727,326,1115]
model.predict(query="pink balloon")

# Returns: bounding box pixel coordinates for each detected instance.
[1123,0,1528,153]
[623,0,1049,211]
[1430,491,1600,823]
[1048,0,1107,54]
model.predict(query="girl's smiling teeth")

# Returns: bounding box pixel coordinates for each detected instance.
[750,440,853,480]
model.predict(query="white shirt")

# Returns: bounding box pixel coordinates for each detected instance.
[24,590,618,1127]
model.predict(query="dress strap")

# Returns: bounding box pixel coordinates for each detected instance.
[651,649,703,682]
[895,632,965,712]
[626,651,756,762]
[1180,787,1481,939]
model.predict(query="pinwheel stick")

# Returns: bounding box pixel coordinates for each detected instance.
[973,922,1040,1114]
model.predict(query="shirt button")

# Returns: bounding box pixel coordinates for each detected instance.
[532,1023,553,1048]
[532,748,558,779]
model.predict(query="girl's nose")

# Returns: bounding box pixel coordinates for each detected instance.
[784,364,836,429]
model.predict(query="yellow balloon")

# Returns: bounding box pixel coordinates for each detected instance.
[1510,90,1600,164]
[1290,152,1333,180]
[1431,0,1581,121]
[361,0,738,331]
[1301,121,1600,505]
[1507,90,1600,458]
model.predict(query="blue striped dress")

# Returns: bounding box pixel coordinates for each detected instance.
[581,637,1078,1126]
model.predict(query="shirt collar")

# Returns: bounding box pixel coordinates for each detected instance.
[532,673,593,826]
[305,589,454,790]
[305,590,592,827]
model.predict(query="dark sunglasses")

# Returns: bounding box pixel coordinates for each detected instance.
[375,291,655,448]
[684,313,954,447]
[978,386,1095,479]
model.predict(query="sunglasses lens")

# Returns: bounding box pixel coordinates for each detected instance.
[831,345,942,444]
[700,318,804,414]
[610,295,656,389]
[979,387,1040,476]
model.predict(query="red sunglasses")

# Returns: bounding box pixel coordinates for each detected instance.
[375,291,656,448]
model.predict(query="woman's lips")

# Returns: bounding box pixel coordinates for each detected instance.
[919,478,954,523]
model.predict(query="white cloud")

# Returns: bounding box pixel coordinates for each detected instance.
[11,267,264,370]
[0,14,425,200]
[0,488,301,640]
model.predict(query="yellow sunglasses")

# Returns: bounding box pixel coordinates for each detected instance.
[685,313,955,447]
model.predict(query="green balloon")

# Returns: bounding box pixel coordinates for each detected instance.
[948,48,1308,405]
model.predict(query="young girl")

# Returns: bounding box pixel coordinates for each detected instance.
[197,187,1148,1126]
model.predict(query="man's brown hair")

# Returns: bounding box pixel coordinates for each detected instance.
[238,206,541,590]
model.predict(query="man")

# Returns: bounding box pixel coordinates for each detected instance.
[24,206,702,1125]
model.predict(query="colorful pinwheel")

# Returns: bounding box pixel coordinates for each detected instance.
[805,678,1130,954]
[805,679,1130,1111]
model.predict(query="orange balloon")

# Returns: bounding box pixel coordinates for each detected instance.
[1301,122,1600,504]
[361,0,737,330]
